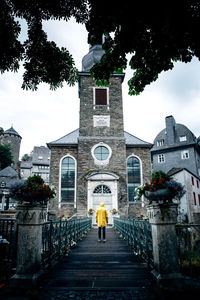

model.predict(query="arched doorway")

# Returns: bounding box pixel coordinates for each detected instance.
[87,172,119,226]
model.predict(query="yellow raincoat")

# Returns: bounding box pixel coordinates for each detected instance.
[96,203,108,227]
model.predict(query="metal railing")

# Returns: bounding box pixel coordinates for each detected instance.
[0,218,17,280]
[176,224,200,276]
[42,218,92,268]
[114,218,153,269]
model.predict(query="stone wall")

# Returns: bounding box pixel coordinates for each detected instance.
[77,73,128,217]
[49,72,152,220]
[49,146,78,217]
[79,74,124,138]
[0,134,21,169]
[77,137,128,216]
[126,146,152,218]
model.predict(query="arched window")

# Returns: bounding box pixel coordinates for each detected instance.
[93,185,111,194]
[127,156,141,202]
[61,156,75,203]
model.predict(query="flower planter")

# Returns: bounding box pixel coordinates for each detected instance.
[145,188,173,203]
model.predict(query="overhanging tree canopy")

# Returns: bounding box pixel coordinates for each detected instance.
[0,144,13,170]
[1,0,200,94]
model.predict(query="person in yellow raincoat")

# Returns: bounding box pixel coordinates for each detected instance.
[96,203,108,242]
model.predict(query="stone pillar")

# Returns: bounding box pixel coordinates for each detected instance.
[147,203,181,280]
[10,204,46,287]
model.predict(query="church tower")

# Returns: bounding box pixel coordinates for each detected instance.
[0,126,22,170]
[77,45,128,222]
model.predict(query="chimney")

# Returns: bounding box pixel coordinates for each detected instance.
[165,115,176,145]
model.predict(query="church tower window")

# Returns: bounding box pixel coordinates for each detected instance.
[94,146,109,160]
[93,87,109,109]
[127,156,141,202]
[91,143,112,165]
[60,156,76,203]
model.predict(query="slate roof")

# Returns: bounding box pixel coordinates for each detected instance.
[168,167,199,179]
[151,123,197,152]
[47,129,152,148]
[124,131,152,147]
[32,146,51,165]
[0,166,20,189]
[3,126,22,138]
[20,161,32,169]
[0,166,19,178]
[82,45,105,72]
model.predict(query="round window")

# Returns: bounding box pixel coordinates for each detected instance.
[94,146,109,161]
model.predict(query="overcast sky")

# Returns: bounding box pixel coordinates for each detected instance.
[0,18,200,158]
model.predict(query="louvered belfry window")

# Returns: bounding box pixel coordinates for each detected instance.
[95,88,107,105]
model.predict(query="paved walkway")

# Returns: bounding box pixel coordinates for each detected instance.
[37,228,157,299]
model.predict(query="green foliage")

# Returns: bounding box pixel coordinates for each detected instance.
[87,0,200,94]
[135,171,185,202]
[1,1,200,93]
[151,171,171,182]
[0,0,87,90]
[10,174,56,205]
[0,144,13,170]
[21,153,32,161]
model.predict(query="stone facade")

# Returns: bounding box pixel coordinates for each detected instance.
[49,146,78,217]
[0,126,22,169]
[47,46,152,222]
[126,147,152,217]
[79,75,124,137]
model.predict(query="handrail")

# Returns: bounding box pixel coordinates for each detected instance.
[41,217,92,268]
[114,218,153,269]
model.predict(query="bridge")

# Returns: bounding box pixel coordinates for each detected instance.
[1,203,200,299]
[39,227,156,299]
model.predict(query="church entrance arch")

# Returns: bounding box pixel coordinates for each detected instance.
[87,172,119,226]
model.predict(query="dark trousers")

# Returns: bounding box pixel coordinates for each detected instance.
[98,226,106,240]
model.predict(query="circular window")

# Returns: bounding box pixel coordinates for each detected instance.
[94,146,109,161]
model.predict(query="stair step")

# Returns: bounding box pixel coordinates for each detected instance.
[41,228,154,291]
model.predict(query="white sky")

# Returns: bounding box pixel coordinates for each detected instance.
[0,18,200,158]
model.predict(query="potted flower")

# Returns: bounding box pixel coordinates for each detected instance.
[10,174,56,206]
[135,171,185,204]
[88,208,95,215]
[110,208,119,215]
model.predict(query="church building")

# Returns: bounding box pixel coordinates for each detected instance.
[47,45,152,224]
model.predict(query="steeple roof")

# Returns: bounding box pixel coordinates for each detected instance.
[3,126,21,138]
[82,45,105,71]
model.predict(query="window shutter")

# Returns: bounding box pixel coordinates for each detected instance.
[95,88,107,105]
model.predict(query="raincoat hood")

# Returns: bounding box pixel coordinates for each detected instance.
[96,203,108,227]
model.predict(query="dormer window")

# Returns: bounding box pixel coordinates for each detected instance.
[93,87,109,109]
[38,156,43,160]
[157,139,164,147]
[181,150,189,159]
[180,136,187,142]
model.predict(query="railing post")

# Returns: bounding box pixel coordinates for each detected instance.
[147,203,181,281]
[10,204,46,287]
